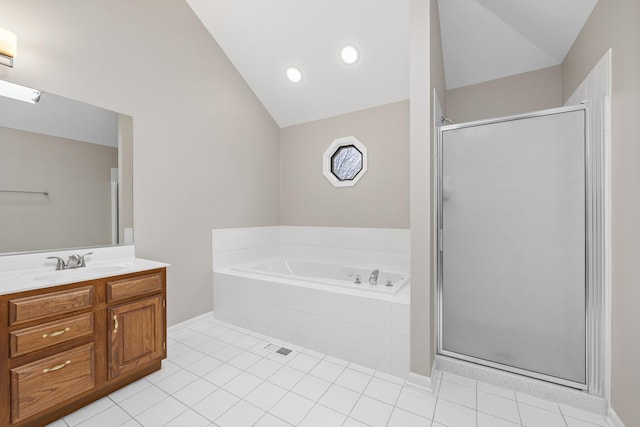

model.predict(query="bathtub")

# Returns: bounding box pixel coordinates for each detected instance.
[213,258,410,377]
[231,259,408,295]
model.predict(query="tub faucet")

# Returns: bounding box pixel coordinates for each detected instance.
[369,269,379,286]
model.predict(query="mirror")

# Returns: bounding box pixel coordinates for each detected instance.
[0,85,133,254]
[322,136,368,187]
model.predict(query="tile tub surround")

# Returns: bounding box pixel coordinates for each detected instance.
[50,314,615,427]
[213,271,410,378]
[212,226,410,273]
[212,227,280,270]
[212,226,411,377]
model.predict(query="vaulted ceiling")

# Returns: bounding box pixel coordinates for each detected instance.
[439,0,599,89]
[186,0,598,127]
[186,0,409,128]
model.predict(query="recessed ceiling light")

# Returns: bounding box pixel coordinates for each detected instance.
[285,66,303,83]
[340,44,359,65]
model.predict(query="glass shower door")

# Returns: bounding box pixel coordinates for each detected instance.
[438,107,587,387]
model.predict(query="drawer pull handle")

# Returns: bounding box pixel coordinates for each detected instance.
[43,360,71,373]
[42,327,70,338]
[113,315,119,333]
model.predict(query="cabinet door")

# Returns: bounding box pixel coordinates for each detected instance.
[108,294,164,379]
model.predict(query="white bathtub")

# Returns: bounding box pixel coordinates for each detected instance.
[214,258,410,377]
[232,259,408,295]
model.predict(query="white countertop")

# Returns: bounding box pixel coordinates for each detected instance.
[0,257,169,295]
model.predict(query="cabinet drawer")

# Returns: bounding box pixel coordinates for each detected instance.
[10,343,95,424]
[10,312,94,357]
[9,286,94,326]
[107,273,163,302]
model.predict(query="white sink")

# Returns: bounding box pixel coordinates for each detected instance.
[81,265,128,275]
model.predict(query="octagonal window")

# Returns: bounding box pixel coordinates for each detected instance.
[331,145,363,181]
[323,136,367,187]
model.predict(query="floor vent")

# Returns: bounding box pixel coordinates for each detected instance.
[276,347,292,356]
[264,343,293,356]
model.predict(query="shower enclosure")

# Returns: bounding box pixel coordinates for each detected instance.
[436,105,593,389]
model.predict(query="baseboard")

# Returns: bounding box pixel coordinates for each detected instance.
[407,372,433,391]
[167,310,215,334]
[607,407,626,427]
[407,361,438,393]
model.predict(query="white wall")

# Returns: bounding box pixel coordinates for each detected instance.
[564,50,611,400]
[0,0,280,326]
[561,0,640,422]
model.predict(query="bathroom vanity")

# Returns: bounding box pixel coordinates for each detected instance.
[0,261,167,426]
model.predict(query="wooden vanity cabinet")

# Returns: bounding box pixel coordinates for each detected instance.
[0,268,167,427]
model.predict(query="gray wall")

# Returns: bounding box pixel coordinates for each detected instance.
[408,0,445,377]
[446,65,562,123]
[561,0,640,423]
[0,126,117,252]
[0,0,280,326]
[279,101,409,229]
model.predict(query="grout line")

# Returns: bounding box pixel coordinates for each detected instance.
[151,398,189,426]
[515,391,524,426]
[476,380,479,427]
[476,409,524,426]
[559,405,571,427]
[251,411,293,427]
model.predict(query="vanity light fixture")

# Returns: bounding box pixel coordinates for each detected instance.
[0,27,17,68]
[340,44,359,65]
[0,79,41,104]
[285,66,303,83]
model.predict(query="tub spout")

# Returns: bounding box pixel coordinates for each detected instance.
[369,269,379,286]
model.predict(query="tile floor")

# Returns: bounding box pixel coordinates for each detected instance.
[47,316,609,427]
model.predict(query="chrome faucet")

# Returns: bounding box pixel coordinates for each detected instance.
[47,252,93,270]
[369,269,379,286]
[66,254,83,269]
[78,252,92,267]
[46,256,67,271]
